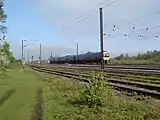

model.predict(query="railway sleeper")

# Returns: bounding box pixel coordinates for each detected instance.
[32,66,160,92]
[109,80,160,92]
[110,83,160,99]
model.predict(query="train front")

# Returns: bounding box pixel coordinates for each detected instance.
[103,51,110,63]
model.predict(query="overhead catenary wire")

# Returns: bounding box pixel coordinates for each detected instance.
[104,25,160,40]
[103,10,160,30]
[60,0,118,32]
[58,0,160,41]
[60,0,110,29]
[102,9,160,39]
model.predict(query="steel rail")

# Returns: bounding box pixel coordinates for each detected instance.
[30,65,160,99]
[33,64,160,76]
[35,65,160,79]
[32,66,160,91]
[46,64,160,70]
[33,65,160,85]
[35,65,160,75]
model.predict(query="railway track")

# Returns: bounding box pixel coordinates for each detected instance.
[36,64,160,76]
[32,65,160,84]
[30,65,160,99]
[60,64,160,70]
[45,64,160,70]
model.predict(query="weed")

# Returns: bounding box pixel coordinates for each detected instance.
[79,71,108,108]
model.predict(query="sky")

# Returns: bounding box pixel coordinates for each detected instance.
[3,0,160,60]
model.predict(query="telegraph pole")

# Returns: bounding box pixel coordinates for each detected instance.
[50,51,52,57]
[27,52,29,64]
[31,56,33,65]
[21,40,24,63]
[76,43,79,64]
[39,43,42,64]
[76,43,78,56]
[22,40,23,61]
[99,8,104,69]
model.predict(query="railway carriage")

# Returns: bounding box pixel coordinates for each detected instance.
[48,51,110,64]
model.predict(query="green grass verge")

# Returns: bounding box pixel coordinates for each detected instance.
[0,67,44,120]
[1,65,160,120]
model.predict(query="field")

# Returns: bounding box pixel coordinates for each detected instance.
[0,65,160,120]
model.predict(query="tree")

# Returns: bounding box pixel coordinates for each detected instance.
[0,0,15,78]
[0,0,7,34]
[115,54,124,60]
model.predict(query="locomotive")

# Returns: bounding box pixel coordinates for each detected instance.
[48,51,110,64]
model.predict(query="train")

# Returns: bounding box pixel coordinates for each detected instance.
[48,51,110,64]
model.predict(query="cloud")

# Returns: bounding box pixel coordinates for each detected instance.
[33,0,159,36]
[10,42,75,60]
[33,0,155,30]
[30,0,160,56]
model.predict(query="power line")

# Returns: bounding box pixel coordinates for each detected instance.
[110,11,160,28]
[60,0,109,30]
[58,0,160,41]
[103,10,160,32]
[101,0,117,9]
[60,0,118,32]
[104,25,160,40]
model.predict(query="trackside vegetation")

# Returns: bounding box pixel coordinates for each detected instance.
[0,0,15,79]
[0,64,160,119]
[110,50,160,65]
[1,0,160,119]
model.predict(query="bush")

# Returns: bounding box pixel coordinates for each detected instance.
[80,72,108,108]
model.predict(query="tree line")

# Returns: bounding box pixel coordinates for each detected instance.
[109,50,160,65]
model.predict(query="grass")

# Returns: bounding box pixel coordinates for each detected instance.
[0,89,15,107]
[108,59,159,65]
[34,70,160,120]
[0,65,160,120]
[31,88,43,120]
[0,66,44,120]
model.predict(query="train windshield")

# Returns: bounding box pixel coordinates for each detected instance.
[104,52,109,57]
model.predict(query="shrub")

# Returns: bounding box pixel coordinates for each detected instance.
[80,71,108,108]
